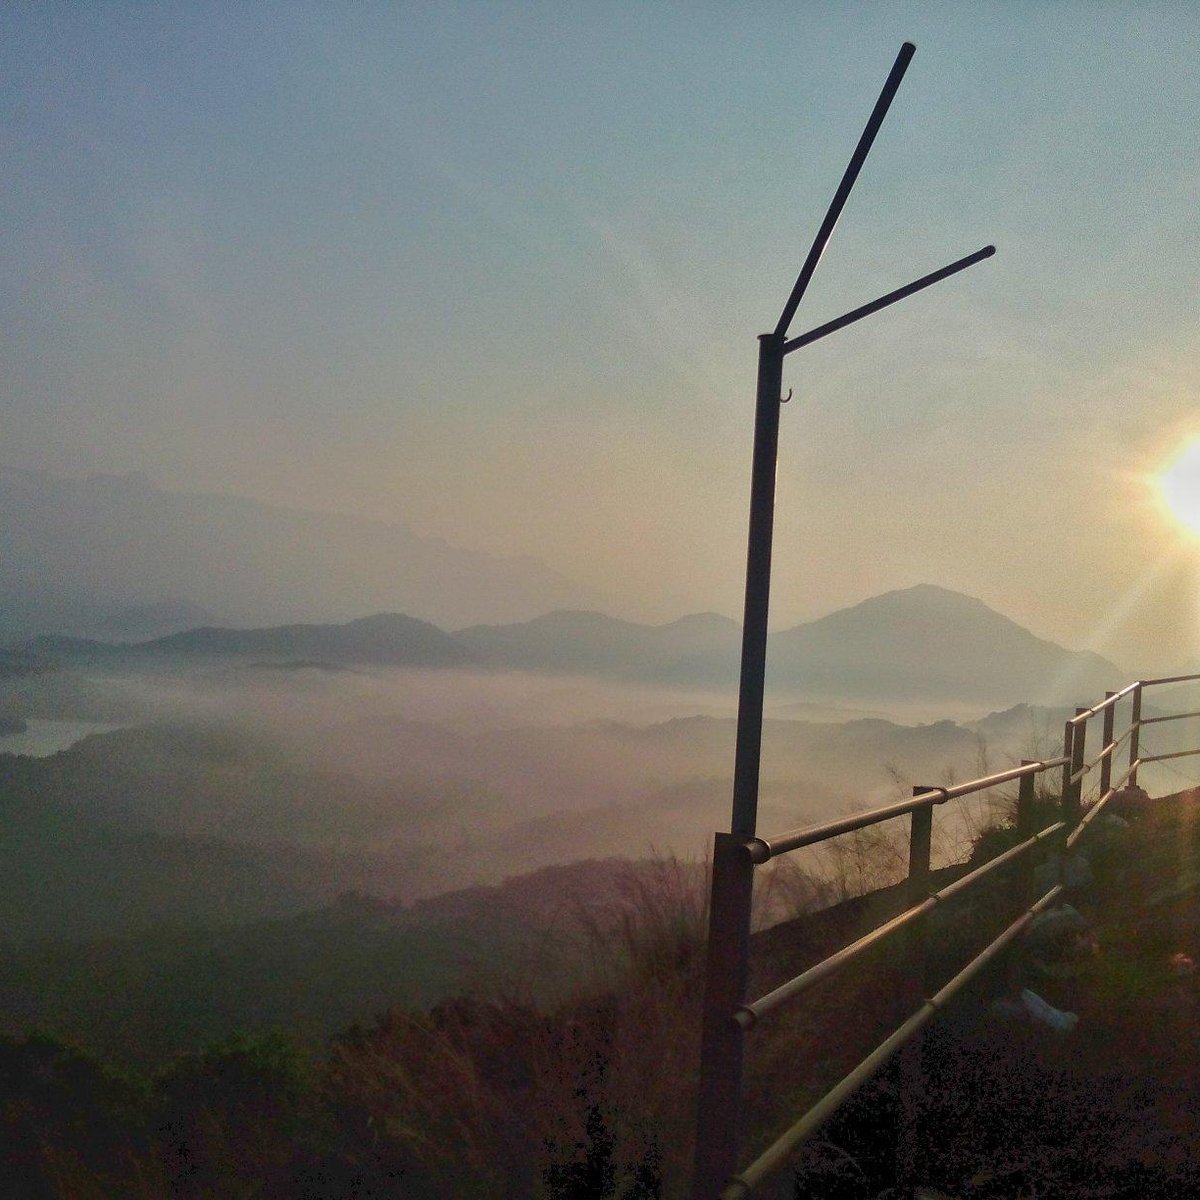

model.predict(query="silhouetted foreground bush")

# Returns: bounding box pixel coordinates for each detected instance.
[1,1007,681,1198]
[1,860,715,1198]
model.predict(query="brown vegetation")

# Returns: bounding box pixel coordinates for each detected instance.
[8,787,1200,1198]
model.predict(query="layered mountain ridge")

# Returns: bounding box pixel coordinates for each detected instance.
[19,584,1124,707]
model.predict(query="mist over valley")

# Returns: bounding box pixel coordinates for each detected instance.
[2,571,1159,1063]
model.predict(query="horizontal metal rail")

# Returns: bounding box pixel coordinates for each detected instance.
[751,757,1068,863]
[1140,747,1200,764]
[1141,672,1200,687]
[933,821,1065,904]
[748,791,948,862]
[1088,724,1134,767]
[1069,681,1141,724]
[1141,709,1200,725]
[1073,730,1133,782]
[736,897,936,1029]
[721,885,1066,1199]
[735,819,1065,1029]
[934,758,1070,800]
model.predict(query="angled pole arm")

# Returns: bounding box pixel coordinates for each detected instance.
[782,244,995,355]
[774,41,915,339]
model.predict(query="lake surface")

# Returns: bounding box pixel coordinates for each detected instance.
[0,718,124,758]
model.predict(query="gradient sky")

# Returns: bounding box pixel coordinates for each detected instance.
[4,2,1200,671]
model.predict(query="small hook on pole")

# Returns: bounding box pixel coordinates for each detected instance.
[780,388,793,404]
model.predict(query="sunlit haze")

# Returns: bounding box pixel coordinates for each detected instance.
[5,3,1200,671]
[1159,438,1200,539]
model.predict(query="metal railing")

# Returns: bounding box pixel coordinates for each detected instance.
[691,672,1200,1200]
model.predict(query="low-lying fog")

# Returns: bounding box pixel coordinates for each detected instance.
[4,658,1106,907]
[9,654,1192,922]
[5,657,1195,1060]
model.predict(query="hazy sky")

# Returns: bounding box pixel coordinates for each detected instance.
[4,2,1200,670]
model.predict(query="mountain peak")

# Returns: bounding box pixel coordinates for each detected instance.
[660,612,739,632]
[770,585,1122,705]
[858,584,990,611]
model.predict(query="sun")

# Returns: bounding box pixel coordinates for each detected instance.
[1159,438,1200,537]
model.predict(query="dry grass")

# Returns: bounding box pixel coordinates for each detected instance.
[3,848,895,1199]
[323,855,718,1198]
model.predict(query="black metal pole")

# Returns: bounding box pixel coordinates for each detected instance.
[729,332,785,839]
[692,334,784,1199]
[692,834,756,1200]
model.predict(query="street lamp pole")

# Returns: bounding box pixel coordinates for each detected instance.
[694,41,995,1199]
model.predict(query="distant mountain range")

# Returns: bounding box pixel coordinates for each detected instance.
[0,468,596,636]
[459,585,1122,703]
[31,613,471,671]
[22,584,1125,707]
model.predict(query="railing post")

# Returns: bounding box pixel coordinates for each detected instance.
[1058,719,1077,873]
[896,790,934,1188]
[1060,720,1075,817]
[1014,764,1037,907]
[1068,709,1087,823]
[1099,692,1116,797]
[906,794,934,944]
[692,833,756,1200]
[1129,684,1143,787]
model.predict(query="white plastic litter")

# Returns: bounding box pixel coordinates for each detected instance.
[989,988,1080,1033]
[1019,988,1078,1034]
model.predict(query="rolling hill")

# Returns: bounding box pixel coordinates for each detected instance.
[459,585,1122,705]
[21,584,1123,707]
[767,584,1121,704]
[25,613,474,671]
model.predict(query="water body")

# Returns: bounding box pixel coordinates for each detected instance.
[0,718,124,758]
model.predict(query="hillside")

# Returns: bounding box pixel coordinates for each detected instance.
[767,584,1120,704]
[0,710,997,942]
[5,783,1200,1198]
[0,858,699,1066]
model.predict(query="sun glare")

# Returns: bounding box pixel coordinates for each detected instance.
[1159,438,1200,536]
